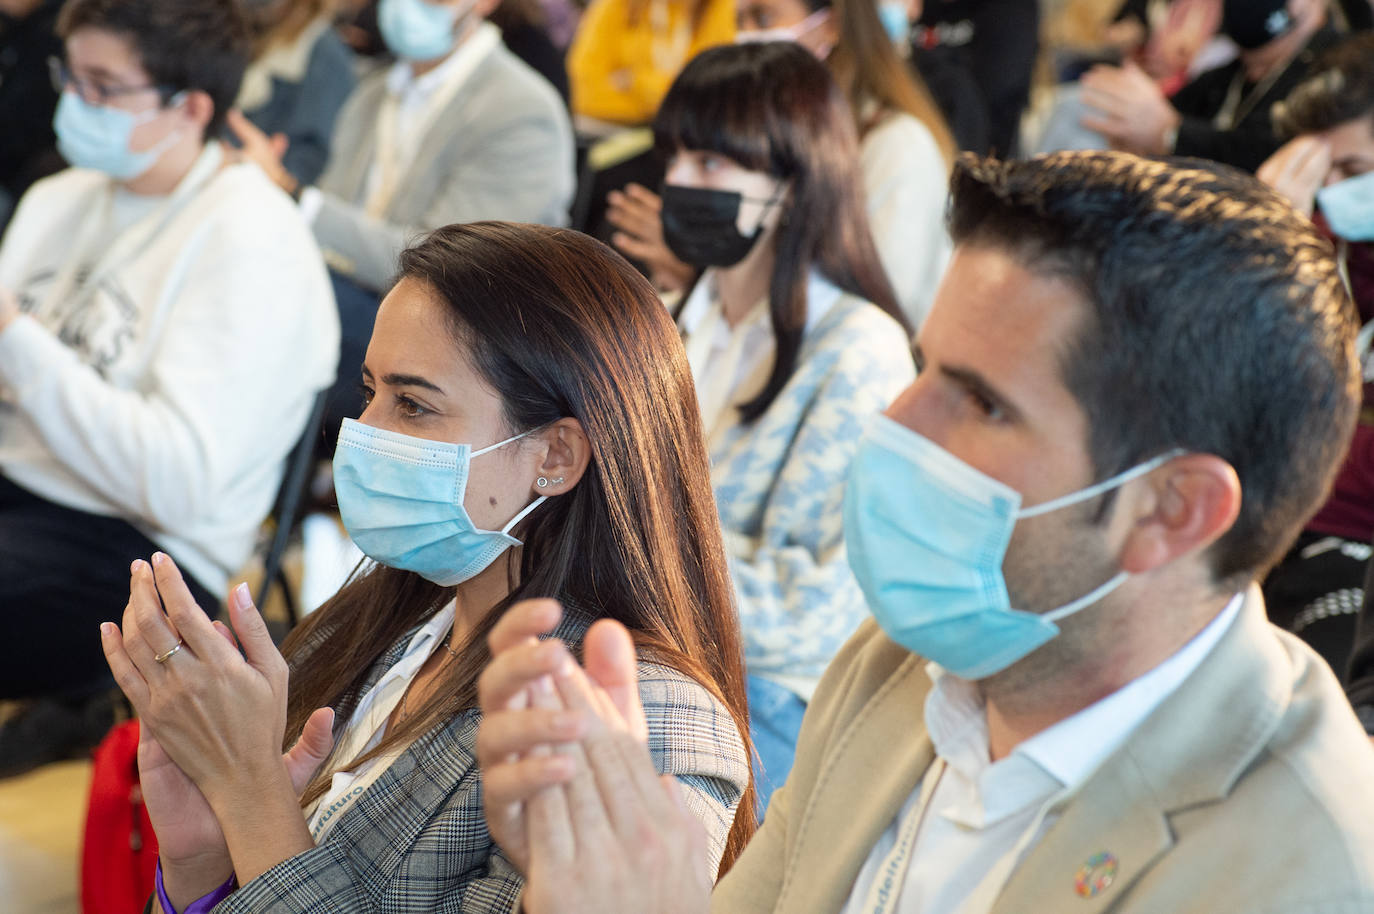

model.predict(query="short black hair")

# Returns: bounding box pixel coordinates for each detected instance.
[948,151,1360,583]
[57,0,250,139]
[1274,33,1374,138]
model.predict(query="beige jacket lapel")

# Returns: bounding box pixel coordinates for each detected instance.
[992,587,1290,912]
[774,654,935,913]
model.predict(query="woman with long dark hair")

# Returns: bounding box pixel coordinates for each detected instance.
[651,41,916,810]
[99,222,754,912]
[608,0,954,328]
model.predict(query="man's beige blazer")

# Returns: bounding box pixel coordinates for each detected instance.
[715,588,1374,913]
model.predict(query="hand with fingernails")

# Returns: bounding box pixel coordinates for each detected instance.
[475,599,712,914]
[100,554,335,907]
[606,184,697,293]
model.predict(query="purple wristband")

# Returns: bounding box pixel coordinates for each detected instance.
[154,858,237,914]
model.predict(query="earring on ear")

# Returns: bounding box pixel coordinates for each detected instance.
[536,476,566,489]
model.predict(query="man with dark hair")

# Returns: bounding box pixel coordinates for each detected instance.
[471,150,1374,913]
[1078,0,1340,172]
[1258,33,1374,731]
[0,0,338,772]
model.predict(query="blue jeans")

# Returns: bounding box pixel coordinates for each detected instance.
[747,674,808,816]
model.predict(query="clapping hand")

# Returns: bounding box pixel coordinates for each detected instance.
[101,555,319,894]
[476,600,712,914]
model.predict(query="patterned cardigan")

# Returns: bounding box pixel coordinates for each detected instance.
[708,295,916,701]
[208,608,749,913]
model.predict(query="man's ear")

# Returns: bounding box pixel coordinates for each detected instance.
[1115,454,1241,575]
[529,417,591,498]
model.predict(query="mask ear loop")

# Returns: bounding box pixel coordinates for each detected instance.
[500,495,548,537]
[471,427,551,538]
[1016,448,1187,519]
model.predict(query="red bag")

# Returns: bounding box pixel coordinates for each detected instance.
[81,719,159,914]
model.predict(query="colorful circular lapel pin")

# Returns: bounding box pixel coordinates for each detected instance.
[1074,851,1118,899]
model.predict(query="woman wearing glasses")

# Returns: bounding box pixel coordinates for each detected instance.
[651,42,915,811]
[0,0,336,772]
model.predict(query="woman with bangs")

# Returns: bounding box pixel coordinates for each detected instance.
[653,41,916,811]
[97,222,754,912]
[609,0,954,330]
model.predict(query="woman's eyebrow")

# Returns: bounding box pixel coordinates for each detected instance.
[382,373,445,394]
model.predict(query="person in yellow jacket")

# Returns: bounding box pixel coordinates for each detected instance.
[567,0,734,127]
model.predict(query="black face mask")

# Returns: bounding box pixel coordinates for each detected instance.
[660,184,781,268]
[1221,0,1294,50]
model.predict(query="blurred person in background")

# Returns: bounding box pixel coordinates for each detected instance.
[906,0,1039,156]
[608,0,954,331]
[0,0,337,776]
[650,42,916,809]
[1259,34,1374,706]
[230,0,574,449]
[566,0,734,131]
[231,0,357,186]
[1078,0,1340,171]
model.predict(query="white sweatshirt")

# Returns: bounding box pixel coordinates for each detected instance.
[0,142,339,597]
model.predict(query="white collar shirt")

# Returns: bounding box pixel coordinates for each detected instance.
[676,268,843,438]
[840,593,1244,914]
[361,22,500,215]
[303,601,456,843]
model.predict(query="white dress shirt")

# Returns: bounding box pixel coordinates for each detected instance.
[841,593,1244,914]
[298,22,501,224]
[676,269,843,440]
[304,602,456,843]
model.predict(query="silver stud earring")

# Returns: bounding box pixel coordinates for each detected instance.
[536,476,565,488]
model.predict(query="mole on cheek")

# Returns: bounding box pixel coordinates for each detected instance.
[489,497,497,507]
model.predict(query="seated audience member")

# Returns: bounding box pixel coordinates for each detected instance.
[0,0,337,772]
[230,0,575,444]
[0,0,65,224]
[1257,33,1374,676]
[642,41,916,809]
[908,0,1039,156]
[99,222,754,912]
[610,0,955,329]
[231,0,357,187]
[1078,0,1339,172]
[566,0,734,130]
[479,150,1374,913]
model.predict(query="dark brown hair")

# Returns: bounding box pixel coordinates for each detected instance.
[1274,32,1374,139]
[57,0,250,138]
[656,41,911,423]
[280,222,756,872]
[949,151,1359,582]
[800,0,954,161]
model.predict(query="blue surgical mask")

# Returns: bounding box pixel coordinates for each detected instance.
[332,418,548,586]
[53,90,184,181]
[877,0,910,44]
[1317,171,1374,243]
[378,0,466,61]
[843,415,1180,680]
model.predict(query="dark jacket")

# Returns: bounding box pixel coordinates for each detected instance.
[1172,27,1341,173]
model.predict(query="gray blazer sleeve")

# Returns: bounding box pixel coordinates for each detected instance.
[311,46,575,293]
[206,657,746,912]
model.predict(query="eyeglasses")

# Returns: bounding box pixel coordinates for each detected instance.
[48,57,174,106]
